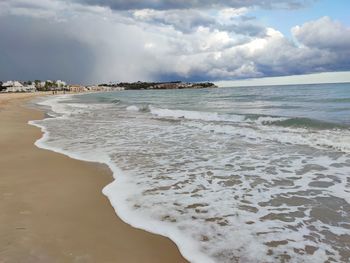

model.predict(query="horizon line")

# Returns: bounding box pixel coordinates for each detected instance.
[215,71,350,87]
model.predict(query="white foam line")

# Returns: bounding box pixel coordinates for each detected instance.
[126,105,140,111]
[28,96,214,263]
[150,106,245,123]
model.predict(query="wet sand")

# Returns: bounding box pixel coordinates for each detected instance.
[0,93,187,263]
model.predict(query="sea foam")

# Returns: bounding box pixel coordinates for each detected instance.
[29,95,213,263]
[29,90,350,263]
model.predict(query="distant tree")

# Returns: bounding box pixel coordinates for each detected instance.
[34,80,42,90]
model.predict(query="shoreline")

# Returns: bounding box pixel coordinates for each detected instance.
[0,93,187,262]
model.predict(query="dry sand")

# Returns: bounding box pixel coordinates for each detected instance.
[0,93,187,263]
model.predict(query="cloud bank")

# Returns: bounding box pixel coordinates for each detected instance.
[0,0,349,83]
[73,0,313,10]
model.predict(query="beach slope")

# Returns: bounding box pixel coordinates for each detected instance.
[0,94,186,263]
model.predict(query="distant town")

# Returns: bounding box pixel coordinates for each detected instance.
[0,80,217,93]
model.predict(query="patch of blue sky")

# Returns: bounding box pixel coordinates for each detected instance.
[250,0,349,38]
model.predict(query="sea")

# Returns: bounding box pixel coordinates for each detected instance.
[29,83,350,263]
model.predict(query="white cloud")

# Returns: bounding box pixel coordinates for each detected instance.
[292,16,350,50]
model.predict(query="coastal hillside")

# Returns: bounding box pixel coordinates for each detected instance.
[98,81,218,90]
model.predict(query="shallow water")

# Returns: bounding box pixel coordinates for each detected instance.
[30,83,350,263]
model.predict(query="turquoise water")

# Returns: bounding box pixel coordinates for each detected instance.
[32,83,350,263]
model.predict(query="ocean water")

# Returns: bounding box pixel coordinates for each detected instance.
[30,83,350,263]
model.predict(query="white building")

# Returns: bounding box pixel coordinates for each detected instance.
[2,81,23,88]
[2,81,36,92]
[56,80,67,87]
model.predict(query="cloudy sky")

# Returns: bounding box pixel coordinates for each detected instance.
[0,0,349,84]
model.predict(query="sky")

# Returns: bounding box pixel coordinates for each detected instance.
[0,0,349,84]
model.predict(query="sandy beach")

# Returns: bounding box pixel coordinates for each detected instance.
[0,93,186,263]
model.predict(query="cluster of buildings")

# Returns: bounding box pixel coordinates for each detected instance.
[0,80,68,93]
[69,85,124,93]
[0,80,123,93]
[0,81,37,93]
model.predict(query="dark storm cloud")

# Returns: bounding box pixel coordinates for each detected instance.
[74,0,314,10]
[0,15,96,83]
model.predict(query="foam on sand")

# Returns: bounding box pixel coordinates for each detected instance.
[29,95,213,263]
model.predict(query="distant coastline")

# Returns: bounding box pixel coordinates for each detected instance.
[0,80,217,93]
[98,81,218,90]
